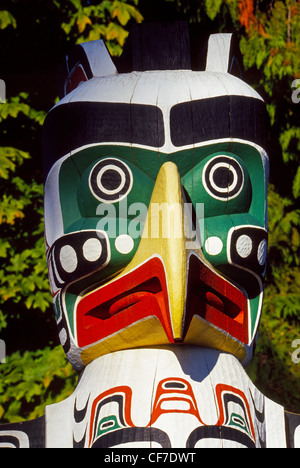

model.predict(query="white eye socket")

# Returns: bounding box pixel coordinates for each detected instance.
[89,158,133,203]
[202,155,244,201]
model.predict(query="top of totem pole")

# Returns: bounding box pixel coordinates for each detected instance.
[43,22,269,371]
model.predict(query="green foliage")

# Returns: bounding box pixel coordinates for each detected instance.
[0,95,51,332]
[0,10,16,30]
[0,91,76,422]
[0,148,30,184]
[57,0,143,55]
[0,346,76,423]
[0,93,46,125]
[247,313,300,413]
[204,0,223,21]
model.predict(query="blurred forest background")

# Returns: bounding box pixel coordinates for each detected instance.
[0,0,299,423]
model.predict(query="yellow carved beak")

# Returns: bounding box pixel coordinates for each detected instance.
[126,161,189,340]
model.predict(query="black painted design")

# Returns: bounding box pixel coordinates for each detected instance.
[43,102,165,179]
[249,389,266,448]
[57,294,71,355]
[91,427,172,448]
[0,417,45,448]
[285,411,300,449]
[203,155,244,200]
[74,396,90,423]
[186,425,255,448]
[170,96,267,148]
[89,158,133,203]
[229,225,268,276]
[48,230,110,289]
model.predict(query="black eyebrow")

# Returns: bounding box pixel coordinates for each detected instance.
[42,102,165,180]
[170,96,267,148]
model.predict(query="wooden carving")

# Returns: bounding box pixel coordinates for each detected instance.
[0,22,299,449]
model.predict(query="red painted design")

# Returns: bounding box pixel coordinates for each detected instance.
[76,256,174,347]
[66,64,88,95]
[184,254,249,344]
[76,251,248,349]
[89,386,134,447]
[215,383,255,440]
[148,378,204,426]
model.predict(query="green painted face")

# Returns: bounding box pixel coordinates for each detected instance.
[46,139,267,367]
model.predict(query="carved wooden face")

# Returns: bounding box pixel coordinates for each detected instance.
[43,45,268,370]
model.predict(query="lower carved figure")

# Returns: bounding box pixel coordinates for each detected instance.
[0,347,299,448]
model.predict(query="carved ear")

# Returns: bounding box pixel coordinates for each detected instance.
[205,33,243,78]
[58,40,117,99]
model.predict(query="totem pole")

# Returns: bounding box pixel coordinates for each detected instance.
[0,22,299,449]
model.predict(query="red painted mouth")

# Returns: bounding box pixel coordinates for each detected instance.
[76,256,174,348]
[184,254,248,344]
[75,254,249,349]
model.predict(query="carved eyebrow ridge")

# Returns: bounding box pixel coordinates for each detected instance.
[42,101,165,180]
[170,96,267,148]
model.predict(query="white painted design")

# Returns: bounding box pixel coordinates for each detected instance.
[115,234,134,255]
[82,238,102,262]
[59,245,78,273]
[205,237,223,256]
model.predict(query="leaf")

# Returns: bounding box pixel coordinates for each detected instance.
[0,10,16,30]
[61,17,76,35]
[0,347,77,423]
[105,22,129,46]
[32,291,51,312]
[205,0,223,21]
[238,0,256,30]
[43,376,51,389]
[76,13,92,34]
[0,195,26,225]
[111,1,131,26]
[0,241,10,258]
[0,147,30,180]
[111,1,143,26]
[6,251,31,274]
[292,166,300,198]
[86,24,106,42]
[0,95,46,124]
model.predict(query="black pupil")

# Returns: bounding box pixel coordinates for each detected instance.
[101,169,122,191]
[213,167,233,189]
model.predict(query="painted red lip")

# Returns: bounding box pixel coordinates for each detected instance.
[76,257,174,348]
[76,254,248,349]
[184,254,248,344]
